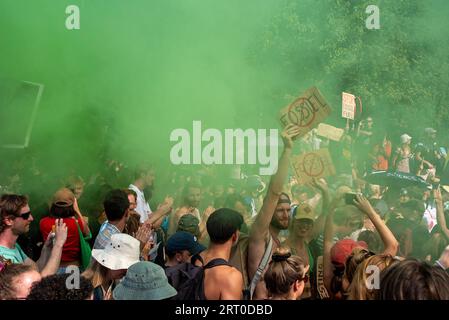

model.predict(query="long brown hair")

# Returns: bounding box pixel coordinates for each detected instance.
[347,254,395,300]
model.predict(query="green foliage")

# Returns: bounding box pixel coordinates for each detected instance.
[253,0,449,139]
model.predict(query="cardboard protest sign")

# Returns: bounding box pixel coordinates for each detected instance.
[316,123,345,141]
[279,87,332,138]
[342,92,356,120]
[291,148,336,184]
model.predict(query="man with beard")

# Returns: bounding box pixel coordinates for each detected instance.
[0,194,67,277]
[247,124,301,300]
[168,181,212,237]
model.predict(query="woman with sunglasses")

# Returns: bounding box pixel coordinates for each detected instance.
[263,247,309,300]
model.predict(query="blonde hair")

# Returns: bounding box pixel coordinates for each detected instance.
[347,254,395,300]
[264,247,307,297]
[81,260,109,289]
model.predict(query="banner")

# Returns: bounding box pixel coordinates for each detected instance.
[279,87,332,139]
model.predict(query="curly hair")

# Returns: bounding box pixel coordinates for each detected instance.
[0,260,36,300]
[27,273,93,300]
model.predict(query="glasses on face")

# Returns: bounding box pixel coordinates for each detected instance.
[17,211,32,220]
[299,274,309,284]
[294,221,313,229]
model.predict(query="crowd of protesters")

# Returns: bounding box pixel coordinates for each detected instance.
[1,119,449,300]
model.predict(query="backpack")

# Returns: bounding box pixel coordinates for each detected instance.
[165,255,230,300]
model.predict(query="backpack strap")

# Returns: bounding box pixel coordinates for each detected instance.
[248,236,273,299]
[203,258,230,269]
[191,253,204,266]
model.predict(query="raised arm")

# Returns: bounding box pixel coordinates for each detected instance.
[250,124,299,240]
[74,198,90,237]
[353,194,398,256]
[35,219,67,277]
[311,178,330,239]
[146,196,173,229]
[434,187,449,241]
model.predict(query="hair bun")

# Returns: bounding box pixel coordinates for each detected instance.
[272,252,291,262]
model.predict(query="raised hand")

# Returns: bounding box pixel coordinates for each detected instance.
[310,178,328,193]
[353,194,375,215]
[158,196,174,215]
[281,124,301,150]
[47,218,67,248]
[135,222,152,245]
[202,206,215,221]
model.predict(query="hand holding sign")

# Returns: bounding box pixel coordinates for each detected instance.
[281,124,302,149]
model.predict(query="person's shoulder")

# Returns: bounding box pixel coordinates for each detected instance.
[215,264,242,279]
[39,216,54,227]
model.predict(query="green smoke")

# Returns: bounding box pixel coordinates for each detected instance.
[1,0,449,196]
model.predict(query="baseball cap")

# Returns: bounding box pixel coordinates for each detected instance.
[52,188,75,207]
[330,238,368,266]
[293,203,315,221]
[166,231,205,256]
[177,214,200,236]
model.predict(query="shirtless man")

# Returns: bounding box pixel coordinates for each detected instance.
[168,182,214,239]
[248,124,301,300]
[194,208,244,300]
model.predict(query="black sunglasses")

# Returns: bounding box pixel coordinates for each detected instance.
[17,211,32,220]
[299,274,309,284]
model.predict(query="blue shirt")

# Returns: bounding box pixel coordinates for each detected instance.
[93,221,121,250]
[0,243,29,263]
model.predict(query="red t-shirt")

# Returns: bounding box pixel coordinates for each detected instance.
[40,216,84,262]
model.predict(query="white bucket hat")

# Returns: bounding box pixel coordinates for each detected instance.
[91,233,140,270]
[400,134,412,144]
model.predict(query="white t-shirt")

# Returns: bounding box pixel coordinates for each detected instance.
[129,184,152,223]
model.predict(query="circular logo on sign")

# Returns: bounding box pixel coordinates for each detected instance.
[302,153,325,177]
[287,97,317,128]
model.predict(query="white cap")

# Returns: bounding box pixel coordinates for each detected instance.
[400,134,412,144]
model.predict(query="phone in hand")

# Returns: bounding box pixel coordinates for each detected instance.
[345,192,361,205]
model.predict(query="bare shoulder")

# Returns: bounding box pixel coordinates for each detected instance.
[210,265,242,279]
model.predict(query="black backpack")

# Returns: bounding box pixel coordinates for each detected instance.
[165,255,230,300]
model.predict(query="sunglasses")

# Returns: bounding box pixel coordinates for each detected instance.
[299,274,309,284]
[17,211,32,220]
